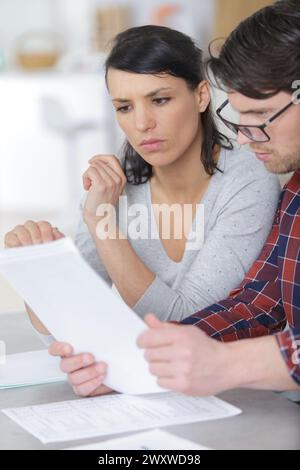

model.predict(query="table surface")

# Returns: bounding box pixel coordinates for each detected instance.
[0,312,299,450]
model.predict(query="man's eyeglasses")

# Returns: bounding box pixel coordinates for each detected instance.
[216,98,296,143]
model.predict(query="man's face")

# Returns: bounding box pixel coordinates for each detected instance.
[228,90,300,174]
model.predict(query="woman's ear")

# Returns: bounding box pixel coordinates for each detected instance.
[196,80,211,113]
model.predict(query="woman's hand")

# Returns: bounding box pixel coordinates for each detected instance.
[4,220,65,248]
[4,221,65,335]
[49,341,112,397]
[82,154,126,221]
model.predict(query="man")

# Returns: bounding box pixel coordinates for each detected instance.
[50,0,300,397]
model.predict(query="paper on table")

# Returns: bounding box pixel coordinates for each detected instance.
[0,238,162,395]
[2,392,241,444]
[67,429,211,450]
[0,350,66,389]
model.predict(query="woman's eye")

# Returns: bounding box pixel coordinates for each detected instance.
[116,105,131,113]
[153,97,171,105]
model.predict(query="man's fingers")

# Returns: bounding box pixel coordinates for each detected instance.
[48,341,73,357]
[157,376,181,392]
[59,353,95,373]
[144,345,185,363]
[68,362,107,385]
[137,324,182,349]
[148,361,173,378]
[144,313,164,329]
[88,384,112,397]
[72,375,106,397]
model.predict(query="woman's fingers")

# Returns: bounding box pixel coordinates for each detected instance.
[88,155,126,185]
[52,227,65,240]
[82,166,102,189]
[89,161,115,188]
[11,225,33,246]
[23,220,43,244]
[4,220,65,248]
[4,232,22,248]
[36,220,56,243]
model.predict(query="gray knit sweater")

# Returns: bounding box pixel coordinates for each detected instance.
[74,147,281,321]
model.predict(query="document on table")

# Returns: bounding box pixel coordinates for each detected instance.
[0,238,162,395]
[67,429,211,450]
[2,392,241,444]
[0,350,66,389]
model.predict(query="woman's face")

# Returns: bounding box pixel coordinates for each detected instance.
[107,68,210,167]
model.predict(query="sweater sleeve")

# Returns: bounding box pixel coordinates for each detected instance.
[74,195,112,287]
[133,171,281,321]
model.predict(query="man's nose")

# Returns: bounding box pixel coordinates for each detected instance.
[237,130,253,146]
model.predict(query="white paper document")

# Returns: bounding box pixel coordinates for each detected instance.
[2,392,241,444]
[67,429,210,450]
[0,238,162,395]
[0,349,66,389]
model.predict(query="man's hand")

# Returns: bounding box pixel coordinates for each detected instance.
[137,314,229,396]
[49,341,112,397]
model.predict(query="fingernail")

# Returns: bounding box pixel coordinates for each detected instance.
[83,354,93,366]
[96,363,106,374]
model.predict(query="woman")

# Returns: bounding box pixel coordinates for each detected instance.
[5,26,280,341]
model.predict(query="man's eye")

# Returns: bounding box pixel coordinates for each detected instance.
[153,97,171,105]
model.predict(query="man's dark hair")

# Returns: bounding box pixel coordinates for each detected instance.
[208,0,300,99]
[105,25,231,185]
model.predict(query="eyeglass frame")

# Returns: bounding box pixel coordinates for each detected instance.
[216,98,296,143]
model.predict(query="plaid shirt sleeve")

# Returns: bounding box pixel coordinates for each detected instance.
[181,196,287,342]
[180,172,300,389]
[275,328,300,386]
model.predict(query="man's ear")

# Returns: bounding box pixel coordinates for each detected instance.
[196,80,211,113]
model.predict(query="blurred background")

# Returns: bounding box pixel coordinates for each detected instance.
[0,0,273,312]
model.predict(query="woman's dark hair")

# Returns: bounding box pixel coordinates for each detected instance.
[207,0,300,99]
[105,25,232,185]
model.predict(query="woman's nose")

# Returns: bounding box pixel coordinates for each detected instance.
[135,109,156,132]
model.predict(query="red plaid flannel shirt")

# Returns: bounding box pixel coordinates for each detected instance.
[181,171,300,385]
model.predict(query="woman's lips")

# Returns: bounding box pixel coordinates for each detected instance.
[140,139,166,151]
